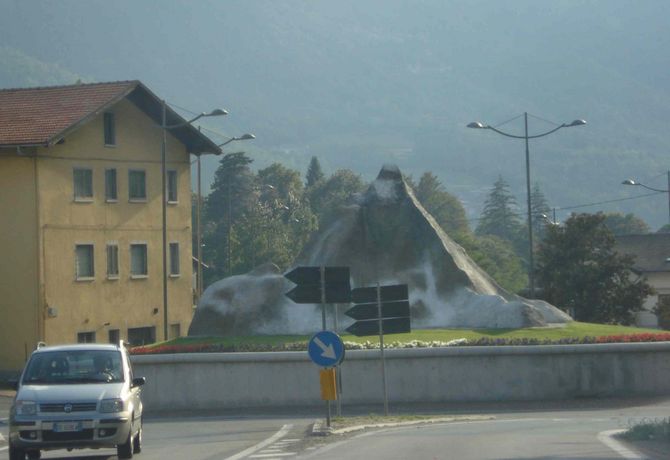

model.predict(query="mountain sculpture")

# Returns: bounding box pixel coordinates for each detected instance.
[189,165,570,337]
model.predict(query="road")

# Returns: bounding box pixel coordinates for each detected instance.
[299,399,670,460]
[1,398,668,459]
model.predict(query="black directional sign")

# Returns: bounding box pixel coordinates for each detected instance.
[345,283,411,337]
[345,301,410,321]
[284,266,351,304]
[351,284,408,304]
[346,317,411,336]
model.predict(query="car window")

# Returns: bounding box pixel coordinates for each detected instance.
[22,350,124,384]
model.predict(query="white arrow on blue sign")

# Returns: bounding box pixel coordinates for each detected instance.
[308,330,345,367]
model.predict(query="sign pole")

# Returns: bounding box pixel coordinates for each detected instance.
[334,304,342,417]
[377,283,389,416]
[320,266,331,428]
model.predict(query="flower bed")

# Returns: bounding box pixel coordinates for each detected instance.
[129,332,670,355]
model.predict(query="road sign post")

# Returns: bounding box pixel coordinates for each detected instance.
[284,266,351,427]
[344,283,411,416]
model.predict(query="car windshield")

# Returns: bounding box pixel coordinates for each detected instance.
[22,350,124,384]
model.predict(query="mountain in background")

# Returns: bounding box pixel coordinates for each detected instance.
[2,0,669,228]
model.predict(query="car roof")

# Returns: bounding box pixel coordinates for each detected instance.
[32,344,122,354]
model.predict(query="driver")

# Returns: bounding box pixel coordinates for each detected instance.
[93,355,114,380]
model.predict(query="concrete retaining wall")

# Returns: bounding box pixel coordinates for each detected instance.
[131,342,670,410]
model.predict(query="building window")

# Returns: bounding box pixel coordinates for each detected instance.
[73,168,93,201]
[130,243,148,277]
[129,170,147,201]
[75,244,95,280]
[167,170,178,203]
[77,331,96,343]
[108,329,120,344]
[170,323,181,339]
[127,326,156,346]
[169,242,180,276]
[104,112,116,146]
[106,243,119,279]
[105,168,118,201]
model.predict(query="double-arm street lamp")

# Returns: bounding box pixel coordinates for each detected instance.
[193,133,256,301]
[467,112,586,298]
[161,102,227,341]
[622,171,670,224]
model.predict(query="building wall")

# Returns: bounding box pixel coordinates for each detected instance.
[0,155,39,373]
[637,272,670,328]
[132,343,670,410]
[36,98,194,347]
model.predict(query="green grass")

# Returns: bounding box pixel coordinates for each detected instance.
[142,322,662,349]
[619,418,670,442]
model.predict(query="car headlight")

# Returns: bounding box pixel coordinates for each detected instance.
[15,400,37,416]
[100,398,124,413]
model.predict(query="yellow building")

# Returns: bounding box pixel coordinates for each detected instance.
[0,81,221,374]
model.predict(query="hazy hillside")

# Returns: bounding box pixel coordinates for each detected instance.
[2,0,669,227]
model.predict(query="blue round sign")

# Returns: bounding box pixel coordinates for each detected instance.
[308,330,345,367]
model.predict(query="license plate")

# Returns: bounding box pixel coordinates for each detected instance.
[54,421,82,432]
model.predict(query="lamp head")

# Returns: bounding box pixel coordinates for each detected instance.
[566,119,587,127]
[622,179,637,186]
[467,121,486,129]
[239,133,255,140]
[206,108,228,117]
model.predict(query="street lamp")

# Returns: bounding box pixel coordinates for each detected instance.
[161,101,227,342]
[194,133,256,301]
[467,112,586,298]
[622,171,670,224]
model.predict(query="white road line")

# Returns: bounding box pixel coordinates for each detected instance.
[249,454,296,459]
[224,424,293,460]
[597,430,646,459]
[0,447,7,453]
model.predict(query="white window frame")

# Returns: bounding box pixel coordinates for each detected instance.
[75,243,95,281]
[105,168,118,202]
[128,169,147,202]
[73,167,93,202]
[106,242,119,280]
[169,242,180,277]
[167,169,178,204]
[130,242,148,279]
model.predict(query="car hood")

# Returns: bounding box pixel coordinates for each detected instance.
[17,383,126,402]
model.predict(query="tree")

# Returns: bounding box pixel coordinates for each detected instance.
[536,213,653,324]
[412,172,470,237]
[307,169,366,226]
[603,212,650,235]
[202,152,255,283]
[305,156,324,187]
[476,176,526,258]
[530,182,551,241]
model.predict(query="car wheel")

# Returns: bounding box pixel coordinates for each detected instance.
[27,450,41,460]
[117,421,134,459]
[132,416,143,454]
[8,442,25,460]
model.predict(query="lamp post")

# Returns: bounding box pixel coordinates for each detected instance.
[161,101,227,341]
[194,134,255,301]
[622,170,670,224]
[467,113,586,298]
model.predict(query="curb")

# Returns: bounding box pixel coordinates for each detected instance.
[311,415,495,436]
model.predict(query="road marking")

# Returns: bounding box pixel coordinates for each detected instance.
[597,430,646,459]
[224,424,293,460]
[249,454,296,458]
[0,447,7,453]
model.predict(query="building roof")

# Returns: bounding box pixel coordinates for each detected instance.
[0,80,222,154]
[615,233,670,273]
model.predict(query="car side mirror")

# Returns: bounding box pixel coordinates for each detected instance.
[131,377,146,388]
[7,379,18,390]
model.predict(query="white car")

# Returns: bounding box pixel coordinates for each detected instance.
[8,342,145,460]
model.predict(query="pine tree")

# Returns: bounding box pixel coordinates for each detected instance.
[530,182,551,241]
[413,172,469,237]
[305,156,324,187]
[476,176,524,244]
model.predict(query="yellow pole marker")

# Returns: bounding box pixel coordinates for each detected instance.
[320,368,337,401]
